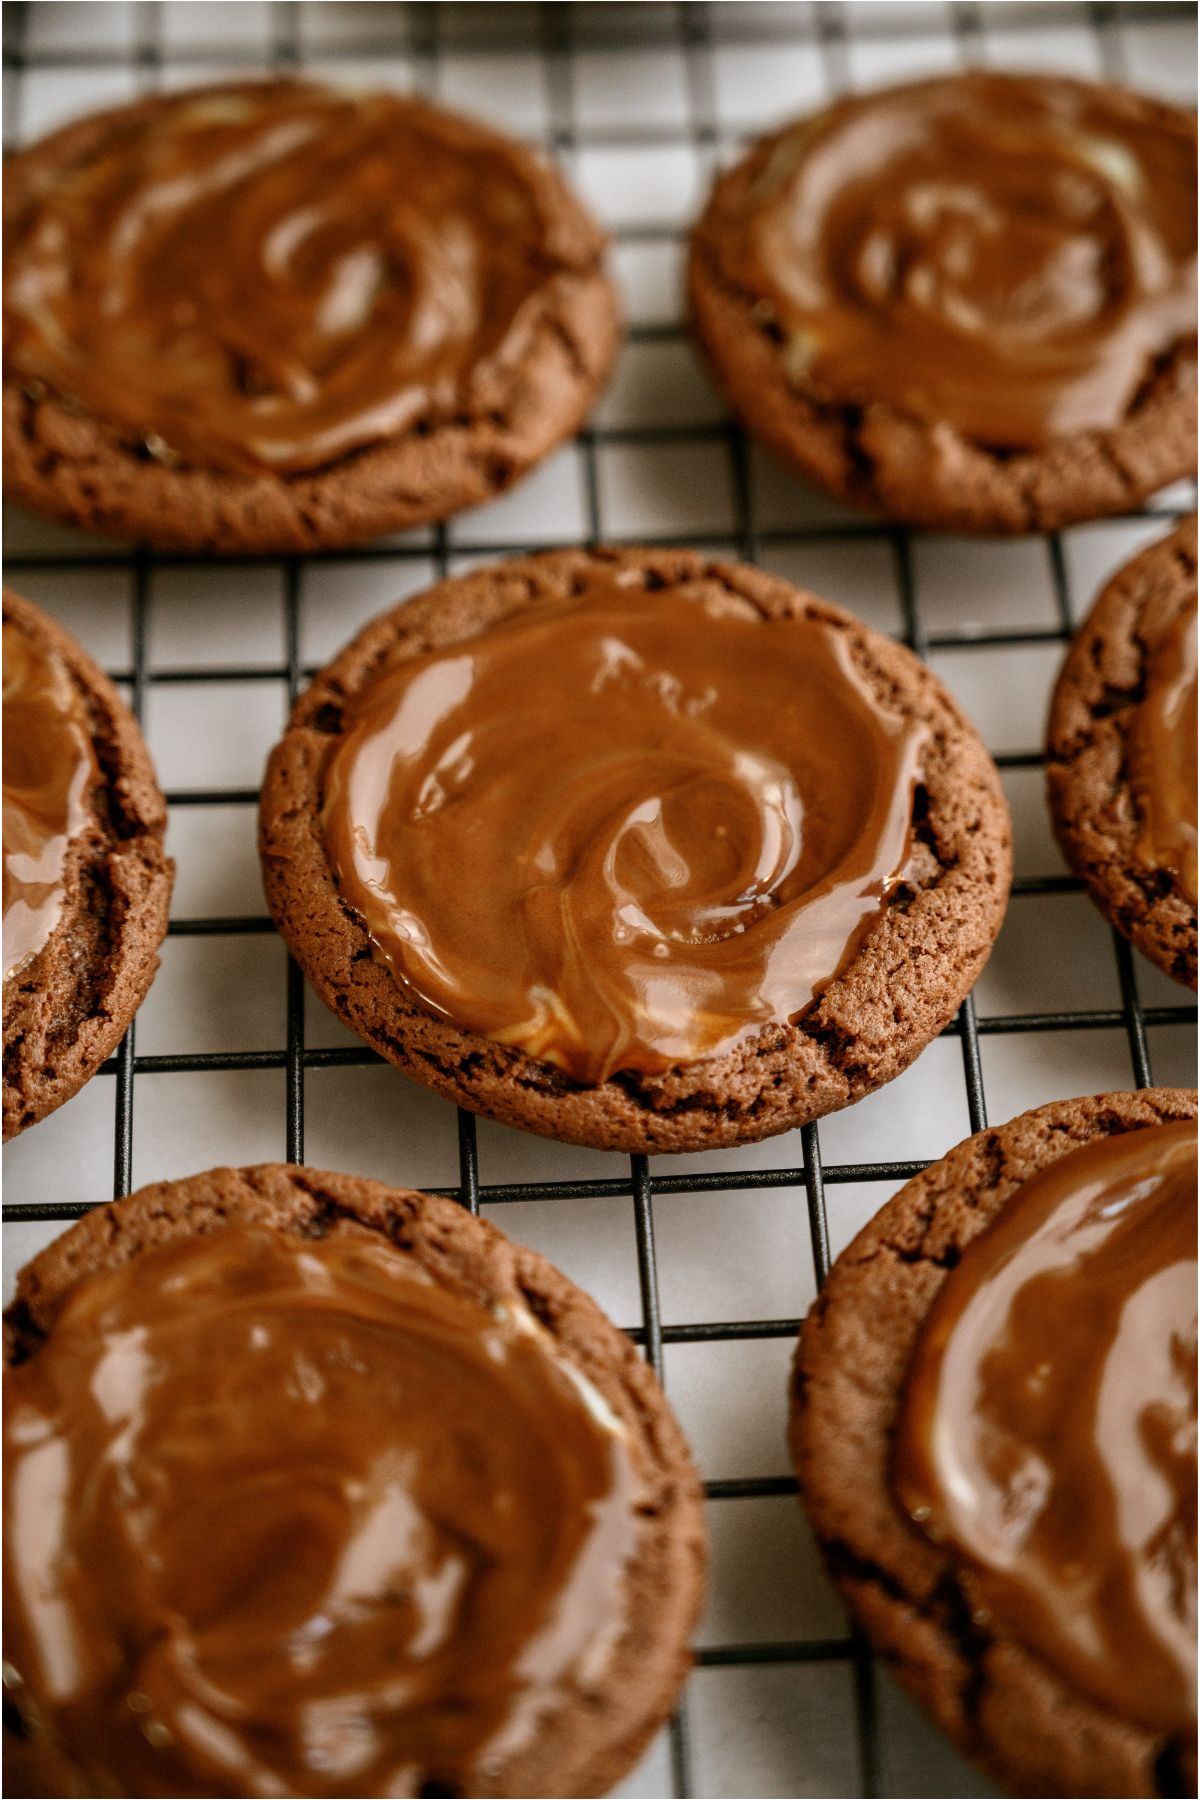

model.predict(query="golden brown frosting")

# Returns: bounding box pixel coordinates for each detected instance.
[4,82,588,476]
[727,73,1196,449]
[2,618,97,983]
[3,1225,637,1798]
[894,1119,1198,1736]
[1128,596,1198,905]
[321,577,928,1084]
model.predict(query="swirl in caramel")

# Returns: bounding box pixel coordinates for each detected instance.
[722,73,1196,448]
[3,1225,637,1797]
[321,575,928,1085]
[2,617,96,983]
[894,1119,1197,1737]
[4,82,597,475]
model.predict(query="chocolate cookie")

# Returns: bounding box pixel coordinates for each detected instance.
[3,1163,706,1800]
[3,589,172,1139]
[1046,516,1197,988]
[259,547,1011,1153]
[689,73,1197,534]
[3,81,619,554]
[791,1088,1198,1800]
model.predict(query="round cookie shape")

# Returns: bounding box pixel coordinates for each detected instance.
[3,589,172,1139]
[689,72,1197,534]
[791,1087,1198,1800]
[2,1164,706,1800]
[259,548,1012,1154]
[3,81,619,554]
[1046,515,1197,989]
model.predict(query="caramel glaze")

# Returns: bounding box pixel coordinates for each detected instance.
[894,1119,1198,1738]
[2,1226,638,1798]
[2,618,97,983]
[722,72,1196,449]
[4,82,589,476]
[1128,596,1198,906]
[321,577,928,1086]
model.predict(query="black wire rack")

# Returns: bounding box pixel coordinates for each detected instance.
[3,3,1197,1796]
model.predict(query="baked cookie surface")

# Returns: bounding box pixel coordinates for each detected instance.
[791,1088,1198,1800]
[689,72,1197,533]
[260,548,1011,1154]
[3,81,619,553]
[3,1163,706,1800]
[2,589,172,1139]
[1046,515,1197,988]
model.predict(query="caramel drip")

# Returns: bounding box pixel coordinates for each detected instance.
[2,618,97,983]
[3,1227,637,1798]
[1128,597,1198,906]
[894,1119,1198,1736]
[321,578,928,1085]
[725,73,1196,448]
[4,83,585,475]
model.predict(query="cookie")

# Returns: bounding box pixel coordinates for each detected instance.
[1046,516,1197,988]
[689,73,1197,534]
[3,80,619,554]
[260,547,1011,1154]
[3,1162,706,1800]
[792,1088,1198,1800]
[3,589,172,1139]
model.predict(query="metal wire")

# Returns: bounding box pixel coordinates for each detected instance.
[3,4,1197,1795]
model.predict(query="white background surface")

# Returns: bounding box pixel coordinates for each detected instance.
[3,4,1197,1797]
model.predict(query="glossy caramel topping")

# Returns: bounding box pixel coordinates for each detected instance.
[1128,597,1198,906]
[894,1119,1198,1736]
[321,579,927,1084]
[2,618,97,983]
[726,73,1196,448]
[4,82,589,475]
[2,1226,637,1798]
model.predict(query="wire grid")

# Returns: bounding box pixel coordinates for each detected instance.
[2,3,1197,1796]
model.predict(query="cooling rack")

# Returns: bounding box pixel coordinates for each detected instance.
[3,3,1197,1795]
